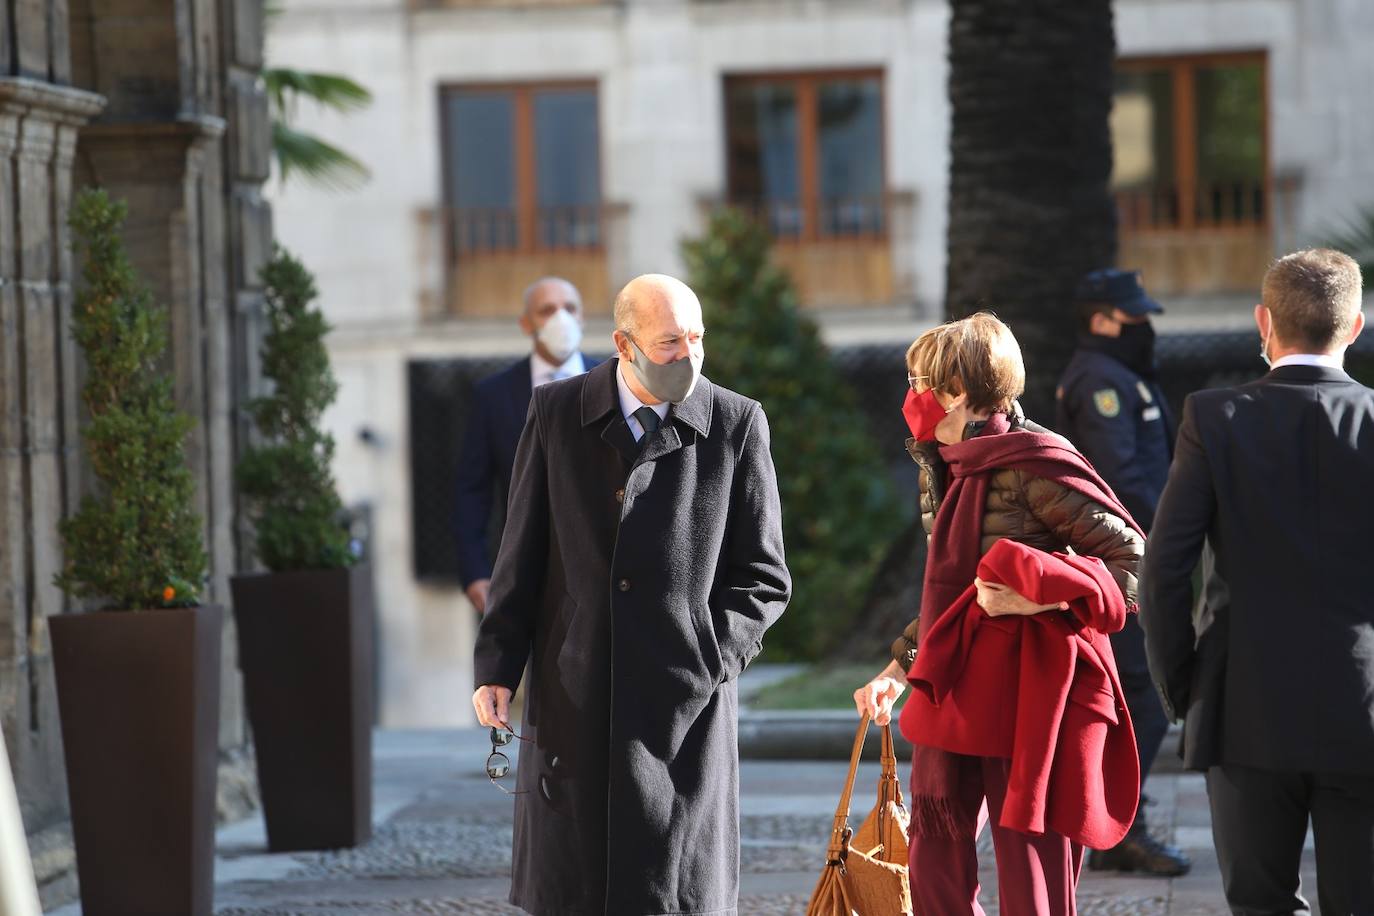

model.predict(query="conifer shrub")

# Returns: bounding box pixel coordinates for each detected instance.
[236,247,354,572]
[682,209,906,659]
[56,189,207,610]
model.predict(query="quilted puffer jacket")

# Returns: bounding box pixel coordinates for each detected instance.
[890,415,1144,672]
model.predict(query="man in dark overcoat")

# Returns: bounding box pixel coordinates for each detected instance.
[454,277,595,614]
[1141,248,1374,914]
[472,273,791,916]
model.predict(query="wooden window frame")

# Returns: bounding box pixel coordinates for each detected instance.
[723,68,888,243]
[1115,51,1269,234]
[437,79,603,255]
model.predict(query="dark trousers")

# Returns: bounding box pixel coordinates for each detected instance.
[910,756,1084,916]
[1207,762,1374,916]
[1110,614,1169,789]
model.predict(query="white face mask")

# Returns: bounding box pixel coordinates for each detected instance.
[535,309,582,364]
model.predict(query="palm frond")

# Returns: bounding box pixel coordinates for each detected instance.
[264,69,373,118]
[1323,207,1374,286]
[272,123,371,191]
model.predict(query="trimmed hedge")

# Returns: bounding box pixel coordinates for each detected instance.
[682,209,908,659]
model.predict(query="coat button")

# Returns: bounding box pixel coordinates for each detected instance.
[614,488,625,503]
[618,578,631,592]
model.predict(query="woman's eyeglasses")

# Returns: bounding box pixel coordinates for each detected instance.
[486,727,530,795]
[908,374,931,393]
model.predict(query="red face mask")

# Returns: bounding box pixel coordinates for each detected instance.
[902,388,947,442]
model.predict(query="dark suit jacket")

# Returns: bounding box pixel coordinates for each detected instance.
[1141,364,1374,772]
[453,355,597,586]
[473,358,790,915]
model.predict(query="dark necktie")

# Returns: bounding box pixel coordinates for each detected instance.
[633,406,661,442]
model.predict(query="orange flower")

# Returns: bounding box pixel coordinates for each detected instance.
[163,586,176,603]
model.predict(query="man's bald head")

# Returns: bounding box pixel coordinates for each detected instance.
[613,274,699,338]
[522,277,581,320]
[611,274,706,404]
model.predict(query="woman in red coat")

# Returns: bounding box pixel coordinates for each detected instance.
[853,313,1145,916]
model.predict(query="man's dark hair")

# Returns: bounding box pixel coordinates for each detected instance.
[1077,300,1114,333]
[1262,249,1364,351]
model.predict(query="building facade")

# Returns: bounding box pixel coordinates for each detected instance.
[2,0,272,900]
[265,0,1374,726]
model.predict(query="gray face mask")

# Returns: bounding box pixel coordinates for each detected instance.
[624,336,703,404]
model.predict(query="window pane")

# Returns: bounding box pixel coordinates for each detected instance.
[1111,68,1176,227]
[818,77,884,236]
[1111,69,1174,188]
[444,92,516,251]
[1195,63,1265,222]
[726,80,801,238]
[534,88,601,247]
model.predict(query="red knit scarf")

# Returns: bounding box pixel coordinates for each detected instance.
[907,413,1143,838]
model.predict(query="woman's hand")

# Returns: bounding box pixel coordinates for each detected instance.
[854,661,908,726]
[975,577,1068,617]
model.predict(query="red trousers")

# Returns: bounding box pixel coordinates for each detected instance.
[909,755,1084,916]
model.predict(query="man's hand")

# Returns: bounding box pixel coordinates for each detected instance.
[473,685,513,728]
[853,661,908,726]
[975,577,1068,617]
[466,579,491,615]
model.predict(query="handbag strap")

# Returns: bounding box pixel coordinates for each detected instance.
[825,714,871,865]
[879,722,905,808]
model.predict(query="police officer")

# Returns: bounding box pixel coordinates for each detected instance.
[1056,268,1191,877]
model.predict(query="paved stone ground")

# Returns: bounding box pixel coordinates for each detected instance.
[47,728,1323,915]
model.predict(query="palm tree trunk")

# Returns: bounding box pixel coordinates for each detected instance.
[945,0,1118,423]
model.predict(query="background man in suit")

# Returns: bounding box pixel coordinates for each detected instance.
[1056,268,1189,876]
[1142,248,1373,914]
[454,276,592,614]
[471,274,790,916]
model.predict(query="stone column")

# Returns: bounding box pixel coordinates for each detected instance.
[0,76,104,895]
[220,0,273,563]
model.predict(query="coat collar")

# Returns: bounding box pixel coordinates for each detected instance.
[580,358,714,438]
[1263,364,1352,385]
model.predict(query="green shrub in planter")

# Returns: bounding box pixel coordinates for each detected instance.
[681,209,906,660]
[56,189,207,608]
[236,246,354,571]
[230,247,371,852]
[52,188,220,916]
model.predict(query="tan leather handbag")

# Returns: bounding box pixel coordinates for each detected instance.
[804,714,913,916]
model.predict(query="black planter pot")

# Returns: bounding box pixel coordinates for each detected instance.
[230,564,374,852]
[50,605,223,916]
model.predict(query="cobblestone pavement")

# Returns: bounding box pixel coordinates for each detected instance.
[47,728,1322,915]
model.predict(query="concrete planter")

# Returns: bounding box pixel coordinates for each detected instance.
[50,605,223,916]
[231,565,374,852]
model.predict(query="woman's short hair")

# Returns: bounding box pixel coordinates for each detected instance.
[906,312,1026,414]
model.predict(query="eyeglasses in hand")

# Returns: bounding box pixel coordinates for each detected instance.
[486,727,530,795]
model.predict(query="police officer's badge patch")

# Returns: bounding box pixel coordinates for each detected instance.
[1093,388,1121,418]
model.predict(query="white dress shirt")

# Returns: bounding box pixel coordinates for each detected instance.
[531,351,586,389]
[616,362,670,441]
[1271,353,1345,372]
